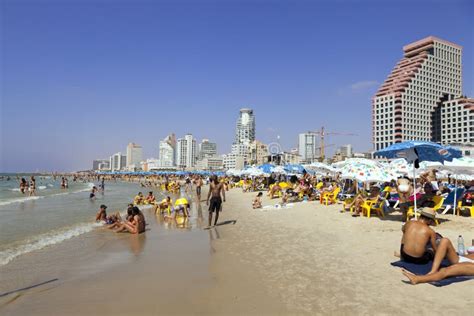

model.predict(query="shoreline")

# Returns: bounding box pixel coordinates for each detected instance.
[1,187,473,315]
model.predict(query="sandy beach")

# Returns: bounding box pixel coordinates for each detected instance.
[1,187,473,315]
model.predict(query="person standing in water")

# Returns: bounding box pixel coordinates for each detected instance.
[206,176,225,227]
[19,178,27,194]
[195,175,203,201]
[29,176,36,196]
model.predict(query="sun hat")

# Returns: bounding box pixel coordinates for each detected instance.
[420,208,436,219]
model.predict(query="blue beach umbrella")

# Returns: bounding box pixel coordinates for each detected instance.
[284,164,306,174]
[258,163,275,174]
[375,141,462,218]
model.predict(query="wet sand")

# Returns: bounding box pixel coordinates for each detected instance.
[1,188,473,315]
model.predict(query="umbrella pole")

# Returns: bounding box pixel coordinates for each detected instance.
[413,166,417,220]
[453,177,457,215]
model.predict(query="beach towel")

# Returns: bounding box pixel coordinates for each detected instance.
[391,260,474,287]
[261,203,295,211]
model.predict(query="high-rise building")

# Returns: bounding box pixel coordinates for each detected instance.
[373,36,463,151]
[235,108,255,146]
[223,153,245,170]
[126,143,143,168]
[109,153,126,171]
[159,134,176,167]
[249,140,268,165]
[438,97,474,145]
[338,144,353,158]
[92,159,109,170]
[176,134,197,169]
[198,139,217,159]
[298,132,319,163]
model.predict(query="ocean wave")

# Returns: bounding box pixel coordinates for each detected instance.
[0,222,103,266]
[38,185,47,190]
[0,196,44,206]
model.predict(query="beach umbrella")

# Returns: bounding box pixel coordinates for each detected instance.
[272,166,287,174]
[439,157,474,213]
[283,164,305,174]
[339,159,396,183]
[258,163,275,174]
[305,162,337,175]
[375,141,462,218]
[242,166,267,177]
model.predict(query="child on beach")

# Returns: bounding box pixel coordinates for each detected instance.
[253,192,263,209]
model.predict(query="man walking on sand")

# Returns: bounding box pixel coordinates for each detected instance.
[206,176,225,227]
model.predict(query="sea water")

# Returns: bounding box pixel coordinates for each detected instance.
[0,175,161,266]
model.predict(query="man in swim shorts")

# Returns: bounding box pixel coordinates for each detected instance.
[206,176,225,227]
[400,208,439,264]
[195,175,203,201]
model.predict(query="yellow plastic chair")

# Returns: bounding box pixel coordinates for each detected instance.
[361,198,385,218]
[407,196,443,225]
[316,182,324,190]
[457,200,474,218]
[322,187,341,206]
[343,197,355,213]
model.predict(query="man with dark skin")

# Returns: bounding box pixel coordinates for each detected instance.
[206,176,225,227]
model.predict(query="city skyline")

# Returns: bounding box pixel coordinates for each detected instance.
[2,1,473,172]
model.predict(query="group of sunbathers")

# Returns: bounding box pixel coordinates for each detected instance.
[398,207,474,284]
[96,204,146,234]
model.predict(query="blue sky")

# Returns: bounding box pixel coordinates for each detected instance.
[1,0,473,172]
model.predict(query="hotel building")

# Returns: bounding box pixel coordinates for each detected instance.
[373,36,465,151]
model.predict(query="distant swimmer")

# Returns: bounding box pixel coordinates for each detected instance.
[206,175,225,227]
[64,177,69,189]
[100,177,105,192]
[61,177,66,189]
[29,176,36,196]
[19,178,27,194]
[90,186,98,199]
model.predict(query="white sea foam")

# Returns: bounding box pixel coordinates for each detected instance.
[0,196,44,206]
[38,185,47,190]
[0,222,103,266]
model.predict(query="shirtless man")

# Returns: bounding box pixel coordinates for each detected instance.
[206,176,225,227]
[195,176,203,201]
[399,208,439,264]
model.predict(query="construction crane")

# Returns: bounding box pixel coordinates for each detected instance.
[309,127,357,161]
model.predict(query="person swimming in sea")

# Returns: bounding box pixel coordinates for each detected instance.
[90,186,98,199]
